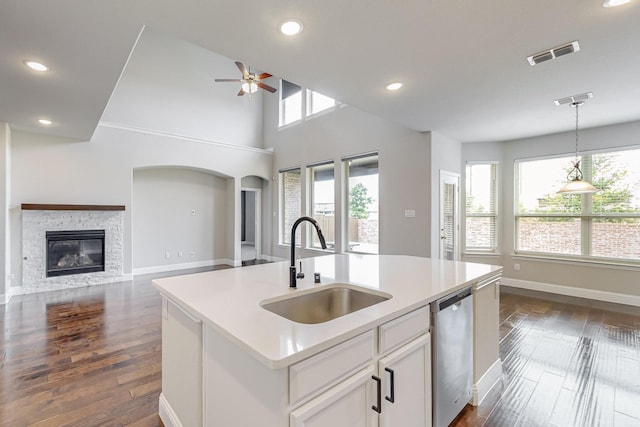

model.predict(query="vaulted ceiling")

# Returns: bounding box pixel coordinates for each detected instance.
[1,0,639,143]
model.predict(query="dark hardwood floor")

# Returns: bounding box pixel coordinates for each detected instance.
[454,288,640,427]
[2,273,639,426]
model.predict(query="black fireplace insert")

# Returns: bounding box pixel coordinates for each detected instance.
[46,230,105,277]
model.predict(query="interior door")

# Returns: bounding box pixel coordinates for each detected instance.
[439,171,460,261]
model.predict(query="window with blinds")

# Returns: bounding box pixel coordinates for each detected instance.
[465,162,498,252]
[515,147,640,262]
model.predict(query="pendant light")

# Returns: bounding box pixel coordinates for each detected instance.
[557,101,599,194]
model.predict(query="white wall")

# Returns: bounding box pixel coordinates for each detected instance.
[9,125,272,291]
[462,120,640,297]
[1,122,10,302]
[132,167,229,271]
[430,132,462,258]
[100,27,263,148]
[263,97,432,259]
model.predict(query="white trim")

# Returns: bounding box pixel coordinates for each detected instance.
[98,121,274,155]
[262,255,287,263]
[501,278,640,307]
[132,259,233,276]
[158,393,182,427]
[472,358,502,406]
[511,253,640,271]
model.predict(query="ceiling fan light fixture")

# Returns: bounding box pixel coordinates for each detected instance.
[241,81,259,94]
[602,0,631,7]
[280,19,303,36]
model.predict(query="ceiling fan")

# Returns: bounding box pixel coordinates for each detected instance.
[215,61,277,96]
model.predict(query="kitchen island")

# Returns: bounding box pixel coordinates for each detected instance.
[153,254,502,427]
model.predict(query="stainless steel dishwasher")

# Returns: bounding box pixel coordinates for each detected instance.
[431,286,473,427]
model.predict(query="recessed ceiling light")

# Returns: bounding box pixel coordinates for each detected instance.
[385,82,403,91]
[38,119,52,125]
[602,0,630,7]
[24,60,49,72]
[280,20,303,36]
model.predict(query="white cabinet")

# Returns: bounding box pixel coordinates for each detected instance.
[472,274,502,405]
[160,298,203,427]
[290,366,377,427]
[378,334,431,427]
[289,307,432,427]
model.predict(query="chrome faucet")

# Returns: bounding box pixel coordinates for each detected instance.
[290,216,327,288]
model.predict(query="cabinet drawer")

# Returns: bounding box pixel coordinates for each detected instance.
[378,306,430,355]
[290,330,374,406]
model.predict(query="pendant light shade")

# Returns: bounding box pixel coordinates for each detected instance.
[557,101,598,194]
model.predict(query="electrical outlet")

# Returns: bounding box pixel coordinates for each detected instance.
[404,209,416,218]
[191,209,196,215]
[178,251,183,257]
[190,251,195,258]
[514,263,521,271]
[165,251,171,259]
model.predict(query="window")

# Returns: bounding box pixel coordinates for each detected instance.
[344,154,379,254]
[280,80,302,126]
[280,168,301,245]
[279,80,336,127]
[309,162,335,249]
[307,90,336,116]
[465,162,498,252]
[515,147,640,262]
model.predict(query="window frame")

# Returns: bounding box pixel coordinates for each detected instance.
[514,147,640,264]
[279,167,302,246]
[278,79,337,128]
[464,161,499,254]
[343,152,379,255]
[307,161,335,251]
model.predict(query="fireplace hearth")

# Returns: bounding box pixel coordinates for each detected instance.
[46,230,105,277]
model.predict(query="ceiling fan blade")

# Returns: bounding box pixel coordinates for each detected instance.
[215,79,243,82]
[257,72,272,80]
[257,82,277,93]
[235,61,249,77]
[237,88,245,96]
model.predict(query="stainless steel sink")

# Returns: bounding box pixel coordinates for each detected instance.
[260,284,392,324]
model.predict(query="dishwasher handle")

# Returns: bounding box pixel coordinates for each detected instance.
[433,287,472,312]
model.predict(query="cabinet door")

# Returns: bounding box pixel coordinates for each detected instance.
[378,334,431,427]
[290,366,378,427]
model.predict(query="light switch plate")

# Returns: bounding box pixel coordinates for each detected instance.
[404,209,416,218]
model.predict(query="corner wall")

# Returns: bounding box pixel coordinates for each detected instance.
[9,125,272,293]
[263,99,432,259]
[1,122,10,302]
[462,120,640,298]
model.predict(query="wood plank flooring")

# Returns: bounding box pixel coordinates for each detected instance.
[453,288,640,427]
[2,274,639,426]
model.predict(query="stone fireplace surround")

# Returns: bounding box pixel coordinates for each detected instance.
[21,204,126,294]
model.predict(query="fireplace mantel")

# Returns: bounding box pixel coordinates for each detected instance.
[21,204,125,211]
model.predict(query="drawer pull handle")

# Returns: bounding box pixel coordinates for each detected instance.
[385,368,395,403]
[372,375,382,414]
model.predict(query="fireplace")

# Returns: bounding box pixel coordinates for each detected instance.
[46,230,106,277]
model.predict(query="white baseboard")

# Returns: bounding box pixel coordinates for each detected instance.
[132,259,233,276]
[501,278,640,307]
[261,255,287,263]
[472,358,502,406]
[158,393,182,427]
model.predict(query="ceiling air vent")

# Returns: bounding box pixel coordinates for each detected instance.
[554,92,593,106]
[527,41,580,66]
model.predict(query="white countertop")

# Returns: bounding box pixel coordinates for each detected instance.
[152,254,502,369]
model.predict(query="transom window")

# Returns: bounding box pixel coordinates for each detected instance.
[279,79,336,127]
[515,147,640,262]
